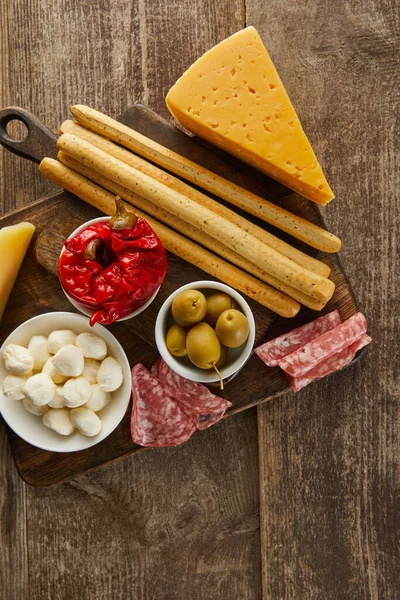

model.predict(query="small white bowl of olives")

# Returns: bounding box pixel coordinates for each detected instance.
[155,281,256,387]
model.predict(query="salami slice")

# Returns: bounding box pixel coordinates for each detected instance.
[157,359,232,430]
[254,309,341,367]
[151,358,161,378]
[130,364,196,447]
[278,312,367,378]
[287,334,371,392]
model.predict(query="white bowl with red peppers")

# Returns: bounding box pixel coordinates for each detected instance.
[58,201,167,326]
[0,312,132,452]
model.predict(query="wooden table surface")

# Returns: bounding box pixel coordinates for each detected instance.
[0,1,398,599]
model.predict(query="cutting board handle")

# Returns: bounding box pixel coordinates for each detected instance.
[0,107,58,164]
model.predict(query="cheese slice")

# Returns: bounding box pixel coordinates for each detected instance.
[0,222,36,319]
[166,27,334,205]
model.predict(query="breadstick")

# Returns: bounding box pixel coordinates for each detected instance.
[57,132,335,303]
[38,158,300,318]
[60,119,330,278]
[58,150,325,311]
[70,105,341,253]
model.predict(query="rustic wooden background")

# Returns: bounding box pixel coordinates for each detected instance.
[0,1,398,599]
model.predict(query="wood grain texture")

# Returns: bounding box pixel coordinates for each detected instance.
[252,1,400,599]
[0,1,264,599]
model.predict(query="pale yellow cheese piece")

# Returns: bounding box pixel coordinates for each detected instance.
[166,26,334,205]
[0,222,36,319]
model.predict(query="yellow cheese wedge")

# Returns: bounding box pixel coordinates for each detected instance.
[0,222,36,319]
[166,27,334,205]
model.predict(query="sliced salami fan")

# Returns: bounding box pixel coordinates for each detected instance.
[277,312,367,378]
[130,364,196,447]
[157,359,232,430]
[254,309,341,367]
[287,334,372,392]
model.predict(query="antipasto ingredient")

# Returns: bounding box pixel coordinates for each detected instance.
[0,222,35,320]
[58,197,167,326]
[277,312,367,378]
[166,324,188,357]
[47,329,77,354]
[52,344,84,377]
[2,375,27,401]
[59,119,331,278]
[2,344,34,376]
[254,310,342,367]
[171,289,207,326]
[62,376,92,408]
[166,28,334,206]
[43,408,75,436]
[130,364,196,447]
[186,322,221,369]
[82,358,101,384]
[56,133,334,303]
[23,397,49,416]
[205,292,237,326]
[215,309,249,348]
[287,334,372,392]
[42,357,69,384]
[70,105,340,252]
[76,332,107,360]
[85,384,111,412]
[70,407,102,437]
[24,373,56,406]
[38,159,301,318]
[48,385,65,408]
[157,359,232,430]
[27,335,51,371]
[97,356,123,392]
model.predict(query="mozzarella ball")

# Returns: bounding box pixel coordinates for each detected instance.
[43,408,74,436]
[42,357,68,384]
[27,335,51,371]
[52,345,84,377]
[23,397,49,416]
[85,384,111,412]
[70,408,102,437]
[97,357,123,392]
[62,376,91,408]
[24,373,56,406]
[2,375,27,401]
[2,344,34,375]
[47,330,77,354]
[76,333,107,360]
[82,358,101,384]
[48,385,65,408]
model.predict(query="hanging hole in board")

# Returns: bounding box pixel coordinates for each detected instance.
[6,119,29,142]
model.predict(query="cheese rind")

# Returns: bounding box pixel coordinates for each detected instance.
[166,27,334,205]
[0,222,35,319]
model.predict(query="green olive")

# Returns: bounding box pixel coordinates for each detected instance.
[204,292,237,326]
[207,343,229,370]
[186,322,221,369]
[171,289,207,327]
[166,324,188,357]
[215,309,249,348]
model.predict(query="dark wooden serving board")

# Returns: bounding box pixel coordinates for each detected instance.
[0,105,364,486]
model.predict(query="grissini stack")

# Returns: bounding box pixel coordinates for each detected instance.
[70,105,342,253]
[38,158,300,318]
[57,150,326,311]
[57,132,335,303]
[59,119,330,279]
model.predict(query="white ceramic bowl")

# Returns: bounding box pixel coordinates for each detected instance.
[155,281,256,384]
[0,312,132,453]
[59,217,161,322]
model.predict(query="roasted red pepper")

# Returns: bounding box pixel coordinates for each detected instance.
[59,198,168,326]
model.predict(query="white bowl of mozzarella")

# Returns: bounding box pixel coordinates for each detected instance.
[0,312,132,453]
